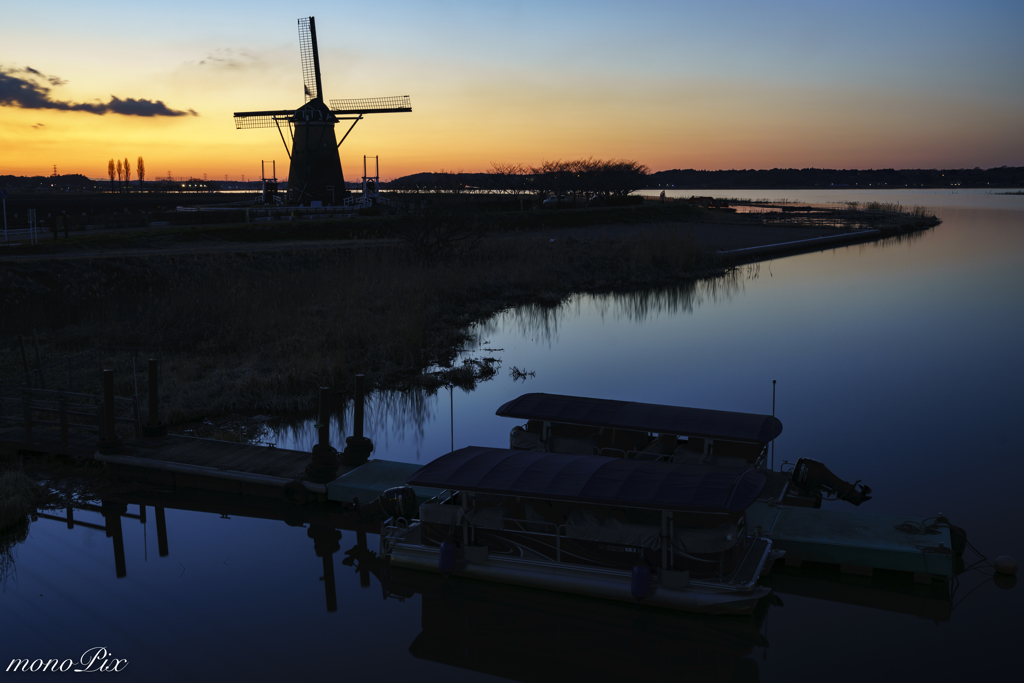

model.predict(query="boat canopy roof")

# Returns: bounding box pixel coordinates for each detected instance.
[495,393,783,444]
[407,446,766,513]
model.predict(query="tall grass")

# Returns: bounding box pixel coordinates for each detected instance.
[1,227,707,423]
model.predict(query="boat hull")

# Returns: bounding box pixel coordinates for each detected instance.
[390,543,771,615]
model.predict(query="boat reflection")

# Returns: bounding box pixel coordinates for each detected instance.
[29,486,954,678]
[388,568,769,683]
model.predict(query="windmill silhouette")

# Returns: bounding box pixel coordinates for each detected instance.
[233,17,411,205]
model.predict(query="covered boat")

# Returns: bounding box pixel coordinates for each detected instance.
[381,446,776,614]
[496,392,870,507]
[497,392,782,467]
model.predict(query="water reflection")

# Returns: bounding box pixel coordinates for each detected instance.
[478,268,750,344]
[388,569,769,683]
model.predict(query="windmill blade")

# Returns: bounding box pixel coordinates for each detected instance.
[298,17,324,102]
[329,96,413,115]
[234,110,294,129]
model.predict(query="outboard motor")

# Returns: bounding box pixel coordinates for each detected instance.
[791,458,872,506]
[379,485,418,521]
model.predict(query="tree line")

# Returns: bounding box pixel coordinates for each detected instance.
[389,158,650,201]
[107,156,146,192]
[647,166,1024,190]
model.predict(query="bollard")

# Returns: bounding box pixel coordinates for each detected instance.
[143,359,167,437]
[342,374,374,466]
[305,387,340,483]
[96,369,124,454]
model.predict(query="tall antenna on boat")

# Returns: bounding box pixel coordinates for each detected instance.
[771,379,776,471]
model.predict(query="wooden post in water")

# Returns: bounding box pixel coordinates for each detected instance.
[342,374,373,466]
[143,359,167,437]
[97,369,124,454]
[102,500,128,579]
[357,529,371,588]
[155,507,169,557]
[308,525,341,613]
[305,387,339,483]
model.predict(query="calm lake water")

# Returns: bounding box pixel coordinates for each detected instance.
[4,189,1022,681]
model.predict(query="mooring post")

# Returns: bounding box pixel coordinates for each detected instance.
[155,507,169,557]
[342,374,374,466]
[305,386,340,483]
[143,358,167,437]
[97,369,124,454]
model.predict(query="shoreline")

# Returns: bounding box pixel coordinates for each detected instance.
[0,202,938,430]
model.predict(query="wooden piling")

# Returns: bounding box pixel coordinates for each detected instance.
[342,374,373,466]
[97,369,124,454]
[143,359,167,437]
[155,507,169,557]
[305,387,340,483]
[103,500,128,578]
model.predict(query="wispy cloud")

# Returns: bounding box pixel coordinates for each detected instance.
[194,49,262,70]
[0,65,197,116]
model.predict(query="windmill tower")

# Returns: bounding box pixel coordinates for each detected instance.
[234,17,411,205]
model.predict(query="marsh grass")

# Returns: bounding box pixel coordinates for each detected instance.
[0,455,39,532]
[1,227,708,423]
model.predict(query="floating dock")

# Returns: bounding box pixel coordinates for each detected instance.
[746,502,955,580]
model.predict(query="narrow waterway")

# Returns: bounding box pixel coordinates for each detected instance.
[3,189,1022,681]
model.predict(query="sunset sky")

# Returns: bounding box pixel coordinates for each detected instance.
[2,0,1023,180]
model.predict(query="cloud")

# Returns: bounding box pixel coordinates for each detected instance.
[195,49,261,70]
[0,65,197,117]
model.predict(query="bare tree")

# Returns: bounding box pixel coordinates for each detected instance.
[116,159,123,192]
[137,156,145,192]
[107,159,115,192]
[124,157,132,192]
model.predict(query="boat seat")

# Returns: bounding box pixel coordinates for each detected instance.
[464,505,505,530]
[599,447,626,459]
[419,503,464,526]
[642,434,679,455]
[548,435,598,455]
[673,522,740,554]
[670,446,709,465]
[510,426,544,451]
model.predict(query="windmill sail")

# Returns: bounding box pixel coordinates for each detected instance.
[329,96,413,115]
[298,17,323,102]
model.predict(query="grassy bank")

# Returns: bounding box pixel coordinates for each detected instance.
[1,224,711,423]
[0,199,937,425]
